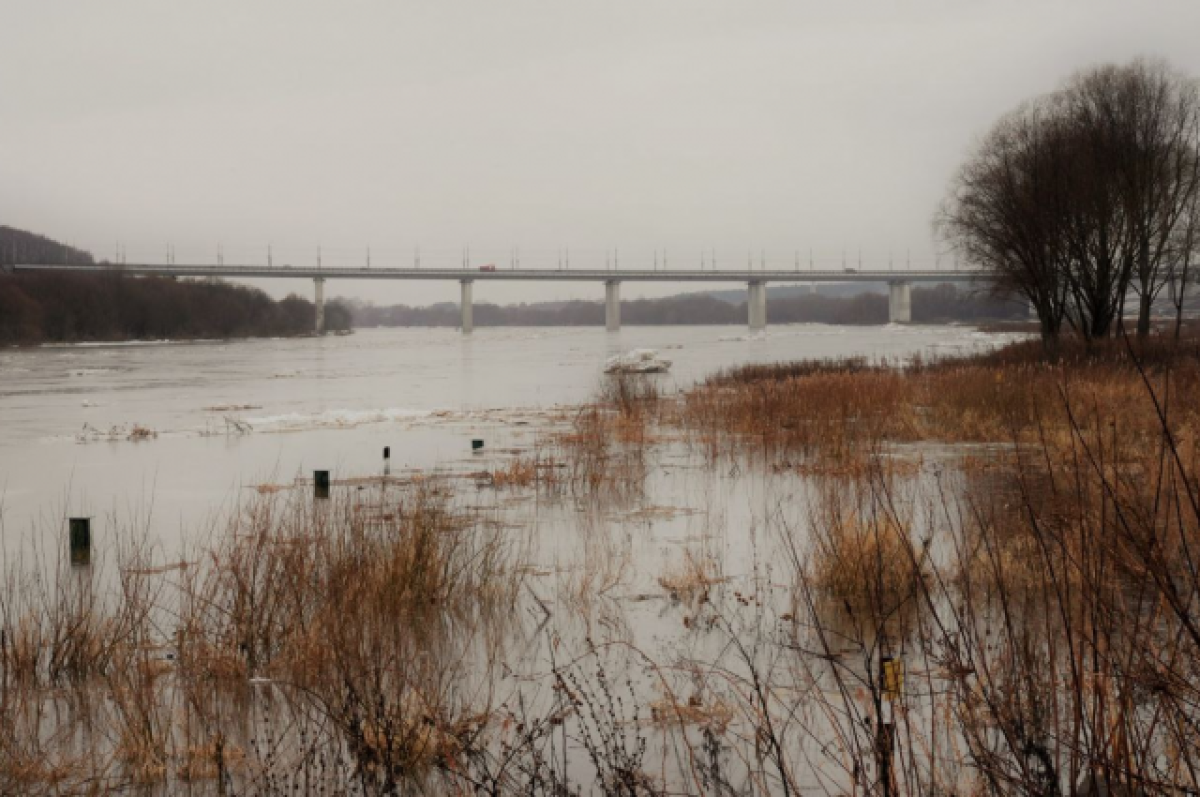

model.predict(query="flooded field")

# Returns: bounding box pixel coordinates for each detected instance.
[4,325,1198,796]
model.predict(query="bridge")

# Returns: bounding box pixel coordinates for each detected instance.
[9,262,994,334]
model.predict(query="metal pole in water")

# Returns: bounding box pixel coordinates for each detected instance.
[69,517,92,567]
[314,470,330,500]
[383,446,391,476]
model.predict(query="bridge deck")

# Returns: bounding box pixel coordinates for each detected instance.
[11,263,989,283]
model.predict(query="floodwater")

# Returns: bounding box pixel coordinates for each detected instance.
[3,322,1031,794]
[0,323,1010,553]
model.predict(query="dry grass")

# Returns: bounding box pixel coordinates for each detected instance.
[680,336,1200,462]
[804,507,928,625]
[648,692,735,734]
[658,548,723,606]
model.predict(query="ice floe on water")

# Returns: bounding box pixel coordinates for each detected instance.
[240,407,434,433]
[604,349,672,374]
[42,338,225,348]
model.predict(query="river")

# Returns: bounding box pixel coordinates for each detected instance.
[0,323,1013,555]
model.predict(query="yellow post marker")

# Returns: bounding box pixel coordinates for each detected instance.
[882,656,905,702]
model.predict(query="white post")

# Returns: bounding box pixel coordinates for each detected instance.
[314,277,326,335]
[460,279,474,334]
[888,280,912,324]
[605,280,621,332]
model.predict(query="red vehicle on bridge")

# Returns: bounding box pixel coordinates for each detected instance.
[479,264,497,272]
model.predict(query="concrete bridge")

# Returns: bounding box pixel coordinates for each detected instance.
[10,262,993,334]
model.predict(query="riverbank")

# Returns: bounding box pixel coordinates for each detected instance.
[4,331,1197,794]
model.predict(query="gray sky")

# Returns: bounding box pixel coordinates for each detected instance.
[3,1,1199,306]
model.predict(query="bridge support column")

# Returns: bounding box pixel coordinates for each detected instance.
[314,277,326,335]
[460,279,474,335]
[605,280,621,331]
[747,281,767,331]
[888,280,912,324]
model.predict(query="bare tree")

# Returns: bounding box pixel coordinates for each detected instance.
[940,59,1200,347]
[1069,60,1200,338]
[937,98,1074,353]
[1169,191,1200,337]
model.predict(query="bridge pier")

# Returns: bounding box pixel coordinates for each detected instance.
[747,281,767,331]
[460,279,474,334]
[888,280,912,324]
[605,280,621,331]
[314,277,326,335]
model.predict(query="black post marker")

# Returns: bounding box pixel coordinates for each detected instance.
[383,446,391,475]
[314,470,330,499]
[69,517,92,566]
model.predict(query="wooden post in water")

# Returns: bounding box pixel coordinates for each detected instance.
[69,517,92,566]
[314,470,330,499]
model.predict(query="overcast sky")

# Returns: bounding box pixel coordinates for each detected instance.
[3,1,1199,306]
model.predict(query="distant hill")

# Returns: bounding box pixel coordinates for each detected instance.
[0,225,94,267]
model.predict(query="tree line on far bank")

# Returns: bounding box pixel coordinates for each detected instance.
[1,226,352,344]
[347,283,1024,328]
[940,59,1200,350]
[0,271,351,345]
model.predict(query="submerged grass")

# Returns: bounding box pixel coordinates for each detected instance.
[0,482,525,795]
[6,332,1200,794]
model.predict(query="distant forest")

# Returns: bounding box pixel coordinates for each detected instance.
[347,284,1025,328]
[0,226,350,344]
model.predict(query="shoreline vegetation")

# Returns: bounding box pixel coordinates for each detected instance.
[4,328,1199,795]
